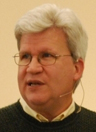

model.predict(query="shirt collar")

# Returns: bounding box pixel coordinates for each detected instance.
[20,97,75,122]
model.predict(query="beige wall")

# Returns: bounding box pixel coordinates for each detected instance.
[0,0,96,111]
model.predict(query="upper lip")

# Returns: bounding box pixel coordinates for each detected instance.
[27,79,45,85]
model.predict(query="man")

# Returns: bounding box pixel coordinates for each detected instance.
[0,4,96,132]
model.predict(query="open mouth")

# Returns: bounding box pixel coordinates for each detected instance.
[28,82,41,86]
[28,81,44,86]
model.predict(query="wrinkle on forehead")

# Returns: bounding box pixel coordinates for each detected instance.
[20,27,67,44]
[19,27,69,54]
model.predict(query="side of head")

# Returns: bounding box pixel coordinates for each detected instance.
[15,4,88,88]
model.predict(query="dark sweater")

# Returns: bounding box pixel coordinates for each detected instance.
[0,101,96,132]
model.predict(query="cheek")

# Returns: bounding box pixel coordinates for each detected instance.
[52,63,75,86]
[45,64,72,83]
[44,66,65,90]
[18,67,26,85]
[44,65,74,97]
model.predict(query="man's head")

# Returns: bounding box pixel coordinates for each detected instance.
[14,4,88,115]
[15,4,88,61]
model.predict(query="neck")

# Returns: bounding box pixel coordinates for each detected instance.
[28,97,73,121]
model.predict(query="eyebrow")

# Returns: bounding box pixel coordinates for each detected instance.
[19,51,30,55]
[38,47,58,53]
[19,46,58,55]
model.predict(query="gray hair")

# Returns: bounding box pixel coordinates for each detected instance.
[15,3,88,61]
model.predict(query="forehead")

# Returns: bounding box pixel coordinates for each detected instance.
[19,27,69,53]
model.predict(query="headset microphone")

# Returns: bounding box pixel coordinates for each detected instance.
[59,80,85,113]
[59,89,73,98]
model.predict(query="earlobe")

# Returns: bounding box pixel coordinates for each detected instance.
[73,58,84,81]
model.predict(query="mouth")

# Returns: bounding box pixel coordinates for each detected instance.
[27,80,44,86]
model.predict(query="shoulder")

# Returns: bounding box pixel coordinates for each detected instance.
[0,101,24,131]
[73,104,96,131]
[81,106,96,117]
[0,101,21,121]
[75,103,96,116]
[0,101,25,131]
[77,105,96,125]
[0,101,20,112]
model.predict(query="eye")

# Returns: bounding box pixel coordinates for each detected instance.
[41,52,54,58]
[20,53,30,60]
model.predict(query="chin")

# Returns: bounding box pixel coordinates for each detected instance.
[26,94,49,106]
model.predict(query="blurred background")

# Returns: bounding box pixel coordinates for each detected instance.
[0,0,96,111]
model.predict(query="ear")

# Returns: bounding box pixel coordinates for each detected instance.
[73,58,84,81]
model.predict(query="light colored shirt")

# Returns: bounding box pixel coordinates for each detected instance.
[20,97,75,122]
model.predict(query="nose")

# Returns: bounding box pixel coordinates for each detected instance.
[26,57,43,74]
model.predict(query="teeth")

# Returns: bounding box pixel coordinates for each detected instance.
[28,81,43,86]
[29,83,40,86]
[30,83,39,86]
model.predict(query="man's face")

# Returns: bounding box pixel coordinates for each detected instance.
[18,27,79,111]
